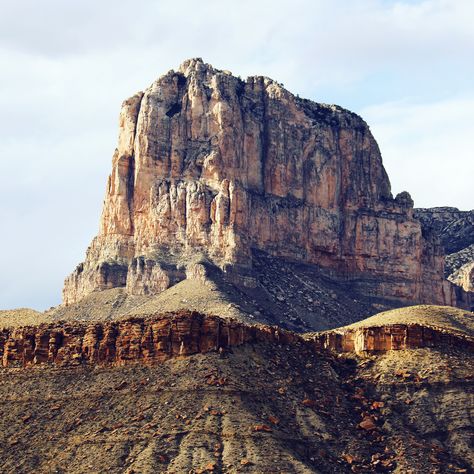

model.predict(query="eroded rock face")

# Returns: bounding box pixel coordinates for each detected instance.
[0,312,298,368]
[449,262,474,293]
[64,58,456,307]
[312,324,474,354]
[415,207,474,307]
[415,207,474,255]
[2,311,472,368]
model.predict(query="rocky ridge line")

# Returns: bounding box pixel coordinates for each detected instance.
[1,311,472,368]
[312,323,474,354]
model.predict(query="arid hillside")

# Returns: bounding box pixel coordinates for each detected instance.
[0,306,472,474]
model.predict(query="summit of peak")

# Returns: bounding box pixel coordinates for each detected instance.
[178,57,211,75]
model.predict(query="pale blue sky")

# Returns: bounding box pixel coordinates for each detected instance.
[0,0,472,310]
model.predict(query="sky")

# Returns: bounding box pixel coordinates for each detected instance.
[0,0,473,310]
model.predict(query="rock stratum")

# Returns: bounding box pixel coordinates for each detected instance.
[1,309,473,369]
[63,58,464,312]
[0,312,298,368]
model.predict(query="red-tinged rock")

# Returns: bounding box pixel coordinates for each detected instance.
[343,453,357,464]
[371,401,385,410]
[268,415,280,425]
[1,311,473,369]
[310,323,474,355]
[359,416,377,431]
[302,398,316,407]
[254,424,273,433]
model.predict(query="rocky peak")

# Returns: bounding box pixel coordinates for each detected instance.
[63,59,465,312]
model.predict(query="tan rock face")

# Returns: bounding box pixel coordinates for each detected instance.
[449,262,474,292]
[2,312,472,368]
[63,58,456,307]
[312,324,474,354]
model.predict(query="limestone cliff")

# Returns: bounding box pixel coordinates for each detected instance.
[415,207,474,255]
[64,58,455,308]
[449,261,474,293]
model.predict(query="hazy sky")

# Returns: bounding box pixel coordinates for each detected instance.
[1,0,473,310]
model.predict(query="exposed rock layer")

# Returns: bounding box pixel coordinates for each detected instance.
[313,324,474,355]
[2,311,472,368]
[0,312,298,368]
[64,59,456,308]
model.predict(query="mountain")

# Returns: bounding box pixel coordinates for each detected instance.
[2,60,473,473]
[62,58,471,327]
[415,207,474,300]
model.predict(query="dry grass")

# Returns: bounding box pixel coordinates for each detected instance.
[0,308,51,329]
[343,304,474,336]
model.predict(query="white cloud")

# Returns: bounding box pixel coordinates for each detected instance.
[361,97,474,210]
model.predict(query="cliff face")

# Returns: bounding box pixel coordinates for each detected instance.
[449,262,474,293]
[415,207,474,304]
[0,312,298,368]
[63,58,454,307]
[3,311,472,369]
[313,324,474,355]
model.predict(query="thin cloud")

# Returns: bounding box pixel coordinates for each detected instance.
[362,97,474,210]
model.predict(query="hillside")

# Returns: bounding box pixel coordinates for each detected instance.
[343,305,474,336]
[0,308,472,473]
[0,308,49,328]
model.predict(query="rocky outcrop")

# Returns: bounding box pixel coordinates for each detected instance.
[415,207,474,255]
[0,312,299,368]
[449,261,474,293]
[312,323,474,354]
[64,58,456,308]
[446,243,474,277]
[2,311,473,368]
[415,207,474,307]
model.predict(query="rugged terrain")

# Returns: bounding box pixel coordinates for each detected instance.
[0,306,472,473]
[47,251,395,333]
[415,207,474,294]
[2,60,473,473]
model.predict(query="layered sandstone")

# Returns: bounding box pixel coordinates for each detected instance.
[2,309,473,368]
[0,312,298,368]
[64,58,456,308]
[312,323,474,355]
